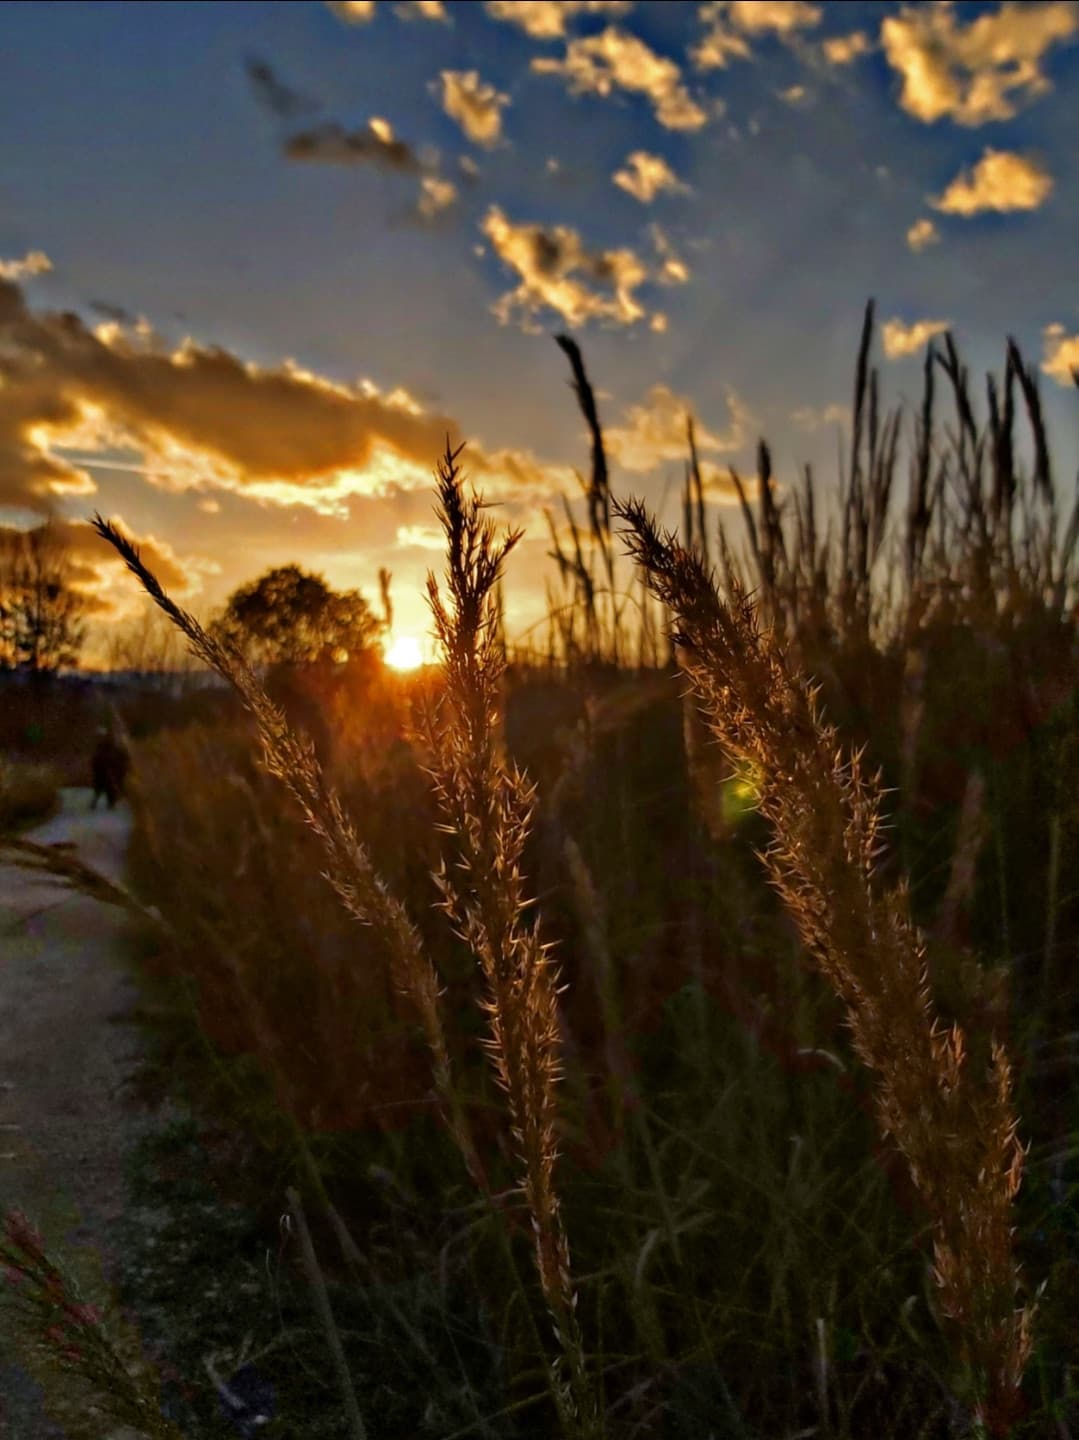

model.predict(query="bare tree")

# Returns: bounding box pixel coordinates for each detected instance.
[0,521,88,673]
[104,602,196,686]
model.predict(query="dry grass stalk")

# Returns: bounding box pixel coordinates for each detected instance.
[418,442,596,1438]
[0,834,167,933]
[615,496,1034,1436]
[285,1186,368,1440]
[0,1208,186,1440]
[89,514,488,1200]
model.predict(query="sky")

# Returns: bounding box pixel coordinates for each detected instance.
[1,0,1077,661]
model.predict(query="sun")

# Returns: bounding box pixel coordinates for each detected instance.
[383,633,424,672]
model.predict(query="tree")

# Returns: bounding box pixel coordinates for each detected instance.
[104,603,197,689]
[0,520,88,673]
[210,564,382,669]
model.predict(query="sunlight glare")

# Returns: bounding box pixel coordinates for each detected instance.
[384,633,424,671]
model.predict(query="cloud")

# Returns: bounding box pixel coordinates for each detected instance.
[532,27,708,131]
[881,1,1078,127]
[723,1,821,35]
[906,217,940,251]
[606,383,751,473]
[281,112,456,221]
[0,276,566,520]
[284,117,424,171]
[396,0,448,17]
[480,206,666,330]
[612,150,688,203]
[791,402,850,432]
[777,83,812,106]
[439,70,510,147]
[327,0,448,20]
[0,251,52,282]
[821,29,872,65]
[0,516,208,624]
[483,1,632,40]
[1042,324,1079,386]
[881,316,951,358]
[649,224,690,284]
[326,0,376,21]
[245,57,318,119]
[929,148,1054,215]
[417,174,458,217]
[693,0,822,69]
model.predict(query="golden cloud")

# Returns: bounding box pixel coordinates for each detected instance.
[605,383,751,473]
[483,1,632,40]
[881,316,951,359]
[881,1,1077,126]
[396,0,447,18]
[906,217,940,251]
[1042,324,1079,386]
[480,206,661,330]
[0,251,53,283]
[822,29,872,65]
[930,148,1054,215]
[439,69,510,147]
[724,1,822,35]
[612,150,688,203]
[417,174,458,217]
[0,276,567,519]
[0,516,208,627]
[532,27,708,131]
[326,0,376,21]
[693,0,821,69]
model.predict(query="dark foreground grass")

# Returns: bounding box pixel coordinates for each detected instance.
[2,303,1076,1438]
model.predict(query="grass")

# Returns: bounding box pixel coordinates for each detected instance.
[1,300,1076,1437]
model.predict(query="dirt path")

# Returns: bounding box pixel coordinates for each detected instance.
[0,788,176,1438]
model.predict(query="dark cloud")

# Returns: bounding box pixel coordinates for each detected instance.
[245,55,319,120]
[284,119,423,172]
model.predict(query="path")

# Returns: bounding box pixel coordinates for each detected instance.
[0,788,171,1438]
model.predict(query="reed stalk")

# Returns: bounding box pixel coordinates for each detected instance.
[615,496,1034,1436]
[90,514,489,1201]
[418,441,598,1438]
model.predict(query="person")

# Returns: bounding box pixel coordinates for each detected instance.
[90,727,130,811]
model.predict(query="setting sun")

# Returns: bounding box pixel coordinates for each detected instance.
[383,633,424,671]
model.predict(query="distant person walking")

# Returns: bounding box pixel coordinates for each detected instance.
[90,727,130,811]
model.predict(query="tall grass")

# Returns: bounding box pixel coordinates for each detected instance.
[617,496,1033,1434]
[1,301,1074,1437]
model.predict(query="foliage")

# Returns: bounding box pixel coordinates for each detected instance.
[210,563,383,669]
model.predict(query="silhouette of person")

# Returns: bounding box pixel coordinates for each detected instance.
[90,727,130,811]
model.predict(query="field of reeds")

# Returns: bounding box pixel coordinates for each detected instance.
[3,302,1077,1439]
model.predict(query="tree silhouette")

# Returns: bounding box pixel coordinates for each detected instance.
[210,564,382,669]
[0,521,87,673]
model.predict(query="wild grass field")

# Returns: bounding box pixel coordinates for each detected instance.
[3,302,1077,1439]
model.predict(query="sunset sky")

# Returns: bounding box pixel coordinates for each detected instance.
[2,0,1077,659]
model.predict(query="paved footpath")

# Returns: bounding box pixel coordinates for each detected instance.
[0,789,169,1439]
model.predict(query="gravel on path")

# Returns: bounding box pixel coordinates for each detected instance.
[0,788,178,1439]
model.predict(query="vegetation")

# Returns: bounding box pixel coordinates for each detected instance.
[1,302,1076,1438]
[210,563,384,669]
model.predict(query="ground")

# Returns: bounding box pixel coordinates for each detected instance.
[0,788,180,1440]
